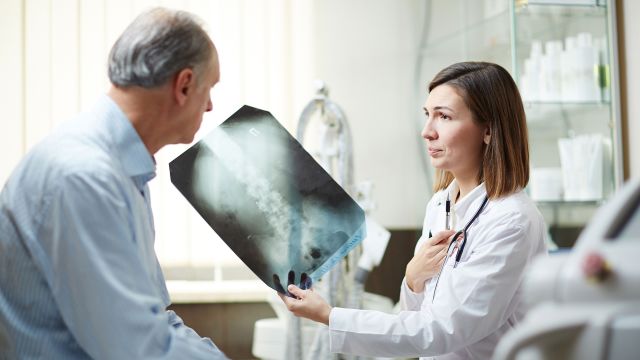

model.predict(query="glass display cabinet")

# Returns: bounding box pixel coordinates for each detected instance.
[418,0,622,247]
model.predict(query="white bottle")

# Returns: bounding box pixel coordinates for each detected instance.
[575,33,600,102]
[521,59,536,102]
[520,41,542,102]
[561,36,577,102]
[540,40,562,102]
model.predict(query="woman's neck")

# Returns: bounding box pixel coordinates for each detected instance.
[453,171,480,203]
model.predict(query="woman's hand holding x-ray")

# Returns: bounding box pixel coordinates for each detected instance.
[278,284,332,325]
[405,230,456,293]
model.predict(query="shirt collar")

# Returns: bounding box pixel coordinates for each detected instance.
[93,95,156,188]
[445,180,487,219]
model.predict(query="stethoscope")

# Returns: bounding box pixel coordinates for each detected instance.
[431,195,489,302]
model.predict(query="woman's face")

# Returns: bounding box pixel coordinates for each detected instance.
[421,84,488,179]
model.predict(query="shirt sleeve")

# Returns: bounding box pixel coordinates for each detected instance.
[166,310,224,351]
[152,256,223,354]
[39,171,228,359]
[329,215,534,358]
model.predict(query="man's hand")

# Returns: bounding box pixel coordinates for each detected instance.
[405,230,457,293]
[278,284,332,325]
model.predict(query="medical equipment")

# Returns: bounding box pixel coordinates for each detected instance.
[295,81,354,360]
[445,194,451,230]
[493,179,640,360]
[454,196,489,266]
[252,81,391,360]
[431,195,489,301]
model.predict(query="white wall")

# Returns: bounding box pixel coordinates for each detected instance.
[0,0,319,271]
[0,0,430,231]
[3,0,638,231]
[309,0,430,229]
[620,0,640,179]
[0,0,23,179]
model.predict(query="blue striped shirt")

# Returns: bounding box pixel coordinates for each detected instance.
[0,95,227,359]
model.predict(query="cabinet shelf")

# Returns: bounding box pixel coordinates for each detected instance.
[524,101,610,106]
[524,102,612,123]
[516,2,606,15]
[418,0,622,247]
[515,3,607,15]
[535,200,602,207]
[421,8,511,53]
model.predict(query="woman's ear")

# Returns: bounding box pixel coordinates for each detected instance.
[483,127,491,145]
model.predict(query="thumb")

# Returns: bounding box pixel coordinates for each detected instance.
[288,284,305,298]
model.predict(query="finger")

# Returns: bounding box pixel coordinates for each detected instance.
[278,292,297,312]
[450,231,463,243]
[273,274,287,294]
[287,284,305,299]
[452,234,464,249]
[424,242,450,257]
[417,238,450,255]
[431,230,456,245]
[438,244,450,257]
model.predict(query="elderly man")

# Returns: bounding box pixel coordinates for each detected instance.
[0,8,226,359]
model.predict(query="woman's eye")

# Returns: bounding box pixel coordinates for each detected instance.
[440,113,450,120]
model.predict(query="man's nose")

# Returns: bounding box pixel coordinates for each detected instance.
[206,97,212,112]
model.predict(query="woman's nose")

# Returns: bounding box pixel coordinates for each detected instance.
[421,119,437,140]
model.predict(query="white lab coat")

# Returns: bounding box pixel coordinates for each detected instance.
[329,181,547,359]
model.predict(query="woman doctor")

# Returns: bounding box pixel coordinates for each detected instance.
[279,61,548,359]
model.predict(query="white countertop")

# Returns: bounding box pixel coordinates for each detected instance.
[167,280,273,304]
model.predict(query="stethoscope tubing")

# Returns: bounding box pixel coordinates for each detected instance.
[430,195,489,302]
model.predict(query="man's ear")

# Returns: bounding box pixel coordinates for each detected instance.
[483,127,491,145]
[173,68,195,106]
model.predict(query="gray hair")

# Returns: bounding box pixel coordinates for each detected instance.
[108,7,214,88]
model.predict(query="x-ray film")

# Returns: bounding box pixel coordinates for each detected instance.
[169,105,366,293]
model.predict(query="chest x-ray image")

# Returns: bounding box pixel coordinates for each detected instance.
[169,105,366,293]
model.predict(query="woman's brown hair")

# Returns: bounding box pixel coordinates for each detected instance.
[428,62,529,199]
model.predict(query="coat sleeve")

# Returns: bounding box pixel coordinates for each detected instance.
[329,213,535,358]
[398,195,437,311]
[398,277,425,311]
